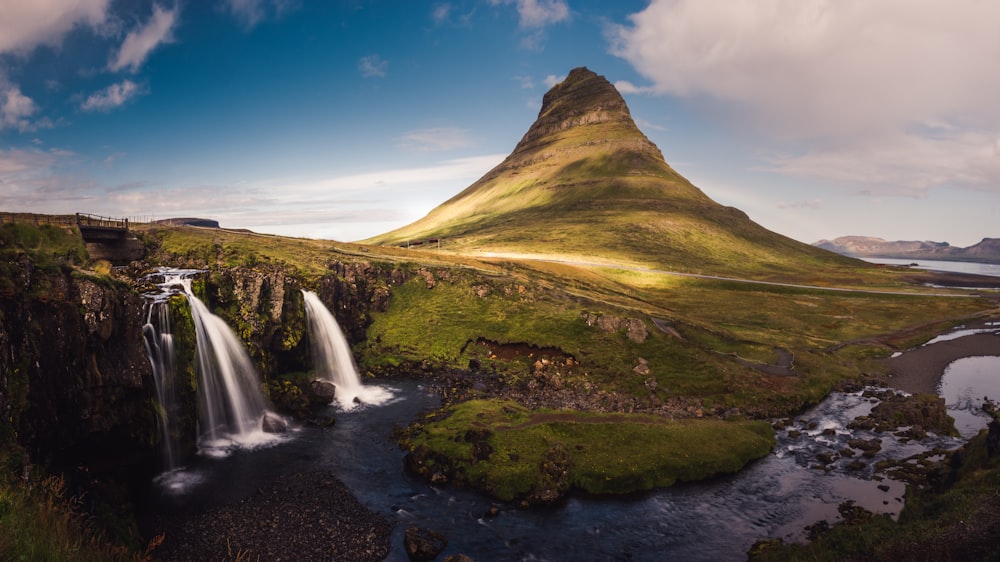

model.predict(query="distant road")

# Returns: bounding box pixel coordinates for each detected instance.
[476,253,985,298]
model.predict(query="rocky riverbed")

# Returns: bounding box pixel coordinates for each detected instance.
[151,471,391,562]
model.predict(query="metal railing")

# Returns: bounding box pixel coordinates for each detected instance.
[75,213,129,230]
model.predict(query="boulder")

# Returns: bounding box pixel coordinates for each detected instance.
[404,526,448,562]
[309,379,337,405]
[261,412,287,433]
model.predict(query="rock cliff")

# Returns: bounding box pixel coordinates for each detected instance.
[0,260,155,470]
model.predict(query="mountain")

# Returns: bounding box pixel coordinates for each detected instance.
[365,67,854,276]
[815,236,1000,264]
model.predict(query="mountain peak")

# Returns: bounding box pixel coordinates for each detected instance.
[512,67,659,159]
[365,67,846,276]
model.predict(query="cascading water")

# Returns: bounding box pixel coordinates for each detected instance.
[182,277,276,448]
[302,290,393,409]
[142,269,286,470]
[143,295,179,471]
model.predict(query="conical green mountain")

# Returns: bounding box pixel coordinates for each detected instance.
[366,67,853,276]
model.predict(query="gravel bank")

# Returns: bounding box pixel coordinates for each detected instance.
[152,471,391,561]
[886,329,1000,395]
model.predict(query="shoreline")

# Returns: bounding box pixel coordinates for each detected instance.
[885,325,1000,395]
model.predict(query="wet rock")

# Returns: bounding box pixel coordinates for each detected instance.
[804,520,831,541]
[261,412,287,433]
[404,526,448,562]
[838,500,874,525]
[848,438,883,458]
[868,392,958,436]
[309,379,337,405]
[846,460,867,471]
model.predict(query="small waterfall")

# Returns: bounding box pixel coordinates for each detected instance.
[302,290,393,409]
[143,298,179,470]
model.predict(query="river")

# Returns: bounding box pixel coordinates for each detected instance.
[141,369,993,561]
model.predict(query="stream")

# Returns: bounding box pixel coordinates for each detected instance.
[134,289,1000,562]
[141,375,994,561]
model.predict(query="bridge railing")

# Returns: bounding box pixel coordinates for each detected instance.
[76,213,129,230]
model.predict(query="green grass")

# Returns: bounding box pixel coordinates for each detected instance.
[0,448,157,562]
[0,221,89,294]
[405,399,775,502]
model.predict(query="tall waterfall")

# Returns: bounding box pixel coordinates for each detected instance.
[143,297,179,470]
[302,290,393,409]
[181,277,272,444]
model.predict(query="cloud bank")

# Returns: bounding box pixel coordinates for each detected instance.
[611,0,1000,195]
[0,0,109,54]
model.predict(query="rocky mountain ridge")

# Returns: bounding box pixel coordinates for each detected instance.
[815,236,1000,264]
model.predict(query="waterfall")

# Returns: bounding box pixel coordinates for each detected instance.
[181,277,272,445]
[142,269,284,466]
[143,298,179,470]
[302,290,393,409]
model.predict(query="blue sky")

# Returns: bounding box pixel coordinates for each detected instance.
[2,0,998,247]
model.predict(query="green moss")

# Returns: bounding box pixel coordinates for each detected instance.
[406,400,774,502]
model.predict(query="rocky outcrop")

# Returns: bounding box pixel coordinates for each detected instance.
[0,262,155,469]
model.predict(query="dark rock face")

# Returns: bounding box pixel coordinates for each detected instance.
[0,266,155,469]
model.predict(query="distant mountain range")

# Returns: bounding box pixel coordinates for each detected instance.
[814,236,1000,265]
[366,67,854,277]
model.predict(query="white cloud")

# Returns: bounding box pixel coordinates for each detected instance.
[81,80,144,112]
[396,127,478,151]
[358,54,388,78]
[491,0,569,29]
[777,198,823,211]
[542,74,563,88]
[223,0,299,30]
[0,0,109,54]
[109,4,178,73]
[613,80,654,95]
[611,0,1000,194]
[1,86,38,132]
[432,3,452,25]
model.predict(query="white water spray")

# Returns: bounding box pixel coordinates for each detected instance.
[302,290,393,409]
